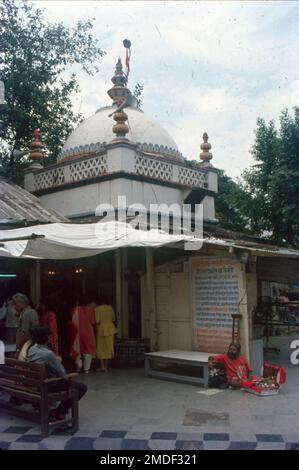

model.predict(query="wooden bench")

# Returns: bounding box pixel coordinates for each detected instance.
[0,357,79,437]
[145,350,217,387]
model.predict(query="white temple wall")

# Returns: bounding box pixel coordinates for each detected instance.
[107,146,135,173]
[207,170,218,192]
[38,178,200,218]
[201,195,216,221]
[141,253,251,359]
[141,260,193,351]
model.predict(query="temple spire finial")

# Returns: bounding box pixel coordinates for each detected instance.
[30,128,44,162]
[198,132,213,167]
[107,40,133,139]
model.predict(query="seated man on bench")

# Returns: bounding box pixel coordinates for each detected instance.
[27,325,87,421]
[209,343,252,388]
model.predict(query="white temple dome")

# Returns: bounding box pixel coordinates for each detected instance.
[58,106,184,162]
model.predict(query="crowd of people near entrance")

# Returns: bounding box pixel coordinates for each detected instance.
[0,292,118,373]
[0,292,118,421]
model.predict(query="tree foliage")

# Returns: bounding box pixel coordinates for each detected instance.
[242,109,299,247]
[0,0,105,182]
[213,109,299,247]
[215,170,251,233]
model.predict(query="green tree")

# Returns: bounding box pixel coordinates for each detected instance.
[215,169,250,233]
[182,159,251,233]
[242,109,299,247]
[242,118,279,235]
[0,0,105,182]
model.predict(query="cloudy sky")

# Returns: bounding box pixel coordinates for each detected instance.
[34,0,299,179]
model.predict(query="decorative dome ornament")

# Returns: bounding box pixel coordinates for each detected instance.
[107,39,136,139]
[30,128,44,161]
[198,132,213,167]
[112,110,129,137]
[108,58,128,104]
[107,57,130,139]
[57,39,184,163]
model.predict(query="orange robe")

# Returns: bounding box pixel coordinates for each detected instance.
[70,306,96,359]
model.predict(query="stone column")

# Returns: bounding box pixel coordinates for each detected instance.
[35,260,41,307]
[246,258,258,342]
[237,257,250,360]
[146,247,158,351]
[121,248,129,338]
[30,260,41,307]
[115,249,122,338]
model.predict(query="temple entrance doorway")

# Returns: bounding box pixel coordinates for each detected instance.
[40,248,144,360]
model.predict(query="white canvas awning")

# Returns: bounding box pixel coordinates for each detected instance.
[1,221,299,260]
[0,221,201,259]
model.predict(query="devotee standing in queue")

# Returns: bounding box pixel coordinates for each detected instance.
[38,300,59,355]
[13,293,39,357]
[95,297,117,372]
[0,296,19,343]
[5,297,19,343]
[70,295,96,373]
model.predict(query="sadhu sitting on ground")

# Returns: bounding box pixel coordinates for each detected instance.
[208,343,252,388]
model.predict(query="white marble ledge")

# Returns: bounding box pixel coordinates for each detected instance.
[145,350,217,362]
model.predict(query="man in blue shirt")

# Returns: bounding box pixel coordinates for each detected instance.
[27,325,87,420]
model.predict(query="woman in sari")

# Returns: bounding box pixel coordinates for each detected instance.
[70,295,96,373]
[38,300,59,355]
[95,298,117,372]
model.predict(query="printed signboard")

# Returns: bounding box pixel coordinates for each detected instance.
[191,257,240,353]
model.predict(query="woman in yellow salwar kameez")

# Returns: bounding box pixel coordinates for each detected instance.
[95,302,117,372]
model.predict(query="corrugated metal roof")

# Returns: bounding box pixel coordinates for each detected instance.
[202,237,299,258]
[0,180,68,224]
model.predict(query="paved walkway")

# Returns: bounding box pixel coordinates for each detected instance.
[1,333,299,450]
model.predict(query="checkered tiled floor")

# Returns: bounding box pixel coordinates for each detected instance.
[0,426,298,450]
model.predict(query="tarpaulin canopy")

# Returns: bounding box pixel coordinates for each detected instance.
[0,221,201,259]
[1,221,299,261]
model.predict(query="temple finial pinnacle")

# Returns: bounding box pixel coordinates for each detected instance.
[198,132,213,167]
[30,128,44,162]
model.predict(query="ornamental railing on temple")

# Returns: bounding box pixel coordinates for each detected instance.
[31,152,210,192]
